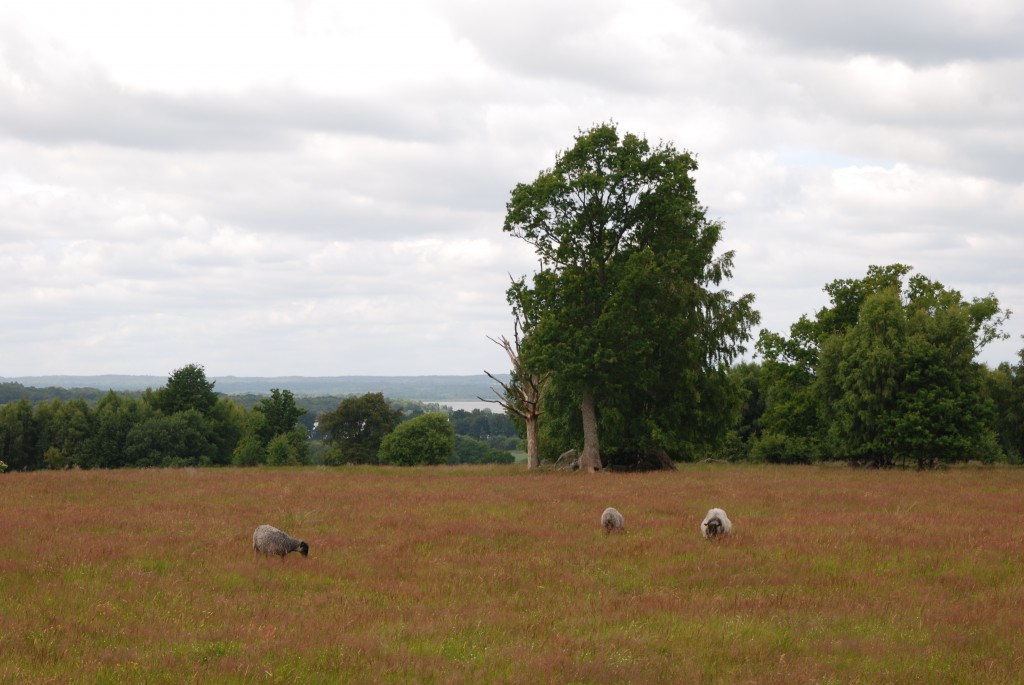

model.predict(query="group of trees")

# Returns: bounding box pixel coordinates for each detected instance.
[316,392,515,466]
[726,264,1021,468]
[0,365,309,470]
[0,366,518,471]
[496,123,1021,470]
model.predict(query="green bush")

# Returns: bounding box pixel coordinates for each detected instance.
[749,433,819,464]
[451,435,515,465]
[265,427,310,466]
[378,413,454,466]
[231,433,266,466]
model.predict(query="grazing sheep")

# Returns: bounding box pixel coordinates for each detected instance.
[601,507,625,534]
[701,508,732,539]
[253,524,309,559]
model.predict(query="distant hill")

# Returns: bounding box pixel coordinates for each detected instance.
[0,374,508,401]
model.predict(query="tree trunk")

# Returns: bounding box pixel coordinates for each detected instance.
[653,448,677,471]
[525,416,540,470]
[578,387,602,472]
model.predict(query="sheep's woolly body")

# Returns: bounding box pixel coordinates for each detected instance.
[701,508,733,539]
[601,507,625,534]
[253,524,309,558]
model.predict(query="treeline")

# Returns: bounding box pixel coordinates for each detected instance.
[514,263,1024,470]
[709,265,1024,468]
[506,259,1024,470]
[0,382,133,406]
[7,263,1024,472]
[0,365,518,472]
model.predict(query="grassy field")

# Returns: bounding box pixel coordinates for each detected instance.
[1,464,1022,684]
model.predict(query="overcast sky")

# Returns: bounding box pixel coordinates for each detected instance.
[2,0,1022,378]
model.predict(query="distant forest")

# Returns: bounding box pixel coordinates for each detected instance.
[0,368,519,472]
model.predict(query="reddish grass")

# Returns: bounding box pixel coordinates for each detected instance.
[1,464,1023,683]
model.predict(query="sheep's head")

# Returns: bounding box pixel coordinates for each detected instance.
[298,541,309,557]
[705,518,723,537]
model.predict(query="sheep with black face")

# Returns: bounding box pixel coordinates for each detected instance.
[253,524,309,559]
[701,508,732,539]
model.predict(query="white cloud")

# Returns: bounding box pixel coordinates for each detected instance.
[0,0,1022,376]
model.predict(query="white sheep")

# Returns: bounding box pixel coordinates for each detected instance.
[253,524,309,559]
[701,508,732,539]
[601,507,625,534]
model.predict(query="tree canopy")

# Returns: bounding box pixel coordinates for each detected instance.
[505,123,759,469]
[152,363,218,416]
[317,392,403,465]
[254,389,305,445]
[378,413,455,466]
[754,264,1008,467]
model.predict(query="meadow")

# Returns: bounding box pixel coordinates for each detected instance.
[1,464,1022,684]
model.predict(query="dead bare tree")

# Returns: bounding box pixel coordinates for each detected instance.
[480,329,546,469]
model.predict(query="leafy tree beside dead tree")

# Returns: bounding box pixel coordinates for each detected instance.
[501,123,759,471]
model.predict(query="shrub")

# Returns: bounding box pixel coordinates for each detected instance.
[321,445,346,466]
[749,432,819,464]
[378,413,454,466]
[232,433,266,466]
[451,435,515,465]
[266,427,310,466]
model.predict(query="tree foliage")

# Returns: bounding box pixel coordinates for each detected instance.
[505,123,759,469]
[985,349,1024,463]
[152,363,218,416]
[447,409,517,442]
[317,392,403,465]
[378,413,455,466]
[0,400,41,471]
[254,389,305,445]
[0,371,523,471]
[265,427,310,466]
[123,409,220,467]
[452,435,516,465]
[753,265,1008,467]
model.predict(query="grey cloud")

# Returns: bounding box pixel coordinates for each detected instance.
[0,82,469,152]
[699,0,1024,65]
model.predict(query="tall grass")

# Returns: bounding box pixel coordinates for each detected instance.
[1,464,1022,683]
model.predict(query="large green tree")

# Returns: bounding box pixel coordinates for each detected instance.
[505,123,758,470]
[254,389,305,445]
[758,265,1008,467]
[152,363,218,416]
[318,392,402,464]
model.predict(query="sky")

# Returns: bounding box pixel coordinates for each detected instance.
[2,0,1023,378]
